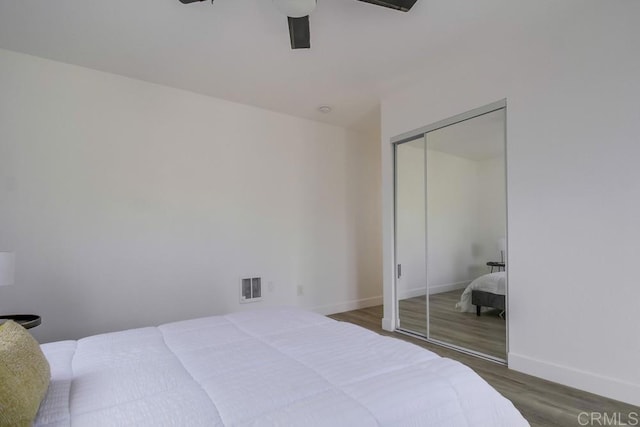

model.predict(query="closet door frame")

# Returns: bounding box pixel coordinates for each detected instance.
[392,99,509,365]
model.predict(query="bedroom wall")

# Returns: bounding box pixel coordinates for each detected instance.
[425,149,480,291]
[396,145,505,298]
[380,1,640,406]
[425,151,506,291]
[0,48,382,343]
[476,155,506,263]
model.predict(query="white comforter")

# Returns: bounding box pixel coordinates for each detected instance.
[456,272,506,313]
[36,307,527,426]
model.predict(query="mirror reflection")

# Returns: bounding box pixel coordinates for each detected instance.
[396,108,507,361]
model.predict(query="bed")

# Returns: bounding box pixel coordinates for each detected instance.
[455,272,506,316]
[33,307,526,426]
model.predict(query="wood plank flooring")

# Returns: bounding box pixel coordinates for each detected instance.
[329,305,639,427]
[399,290,506,359]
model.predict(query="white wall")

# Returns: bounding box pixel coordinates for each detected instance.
[476,155,507,263]
[397,145,505,297]
[396,143,505,299]
[0,48,382,343]
[426,149,483,290]
[381,1,640,406]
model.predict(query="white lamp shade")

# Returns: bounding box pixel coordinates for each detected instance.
[0,252,15,287]
[272,0,316,17]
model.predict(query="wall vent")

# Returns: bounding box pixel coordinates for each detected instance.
[240,277,262,303]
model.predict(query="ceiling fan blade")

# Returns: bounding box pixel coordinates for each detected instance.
[288,16,311,49]
[356,0,417,12]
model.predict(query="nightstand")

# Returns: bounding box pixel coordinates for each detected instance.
[486,261,505,273]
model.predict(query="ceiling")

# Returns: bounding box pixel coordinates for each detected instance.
[0,0,571,132]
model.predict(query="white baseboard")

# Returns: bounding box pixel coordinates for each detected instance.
[509,352,640,407]
[397,287,426,300]
[429,281,469,295]
[311,295,383,316]
[381,317,394,332]
[397,281,469,300]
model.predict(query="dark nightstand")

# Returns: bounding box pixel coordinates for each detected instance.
[0,314,41,329]
[486,261,505,273]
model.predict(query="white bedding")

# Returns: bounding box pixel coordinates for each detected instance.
[36,307,527,426]
[456,272,506,313]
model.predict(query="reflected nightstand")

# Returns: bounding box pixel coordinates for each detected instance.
[486,261,505,273]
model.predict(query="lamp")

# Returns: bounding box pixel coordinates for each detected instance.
[0,252,15,288]
[497,238,506,263]
[272,0,317,17]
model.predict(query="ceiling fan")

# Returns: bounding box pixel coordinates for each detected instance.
[178,0,418,50]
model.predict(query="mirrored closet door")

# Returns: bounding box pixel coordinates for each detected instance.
[395,103,507,362]
[395,136,427,335]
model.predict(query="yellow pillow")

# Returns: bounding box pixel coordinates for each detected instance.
[0,320,51,427]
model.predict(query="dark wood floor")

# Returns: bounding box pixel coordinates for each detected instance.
[329,305,639,427]
[399,290,506,359]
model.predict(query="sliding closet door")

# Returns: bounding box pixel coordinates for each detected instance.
[394,102,508,363]
[425,108,507,361]
[395,137,428,336]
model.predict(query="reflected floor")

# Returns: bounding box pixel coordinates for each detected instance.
[398,290,506,360]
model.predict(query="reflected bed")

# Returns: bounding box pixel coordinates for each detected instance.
[456,272,506,316]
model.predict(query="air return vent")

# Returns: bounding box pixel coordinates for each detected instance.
[240,277,262,303]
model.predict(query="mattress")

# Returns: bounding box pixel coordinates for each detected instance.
[456,272,506,313]
[35,307,527,426]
